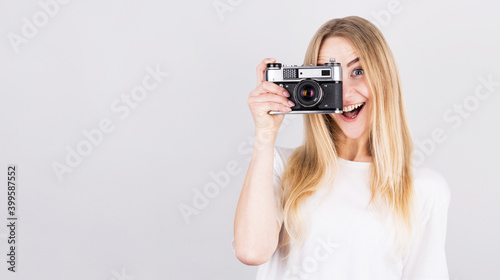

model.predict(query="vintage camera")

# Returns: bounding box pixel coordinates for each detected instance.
[265,58,343,114]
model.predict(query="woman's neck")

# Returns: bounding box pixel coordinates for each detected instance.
[336,133,372,162]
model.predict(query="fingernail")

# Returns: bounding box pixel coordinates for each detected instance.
[288,100,295,107]
[283,91,290,97]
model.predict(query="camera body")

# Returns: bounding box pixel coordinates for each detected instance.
[265,58,343,114]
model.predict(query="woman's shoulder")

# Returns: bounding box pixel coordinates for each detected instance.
[274,145,297,161]
[412,164,451,208]
[272,145,297,174]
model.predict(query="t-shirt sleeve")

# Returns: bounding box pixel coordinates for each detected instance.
[401,168,452,279]
[231,145,294,255]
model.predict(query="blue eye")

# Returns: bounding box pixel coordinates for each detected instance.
[353,68,364,76]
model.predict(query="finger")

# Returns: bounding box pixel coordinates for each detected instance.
[248,93,294,108]
[256,58,276,85]
[251,101,291,114]
[249,81,289,98]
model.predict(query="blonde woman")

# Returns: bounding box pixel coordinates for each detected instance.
[233,16,451,279]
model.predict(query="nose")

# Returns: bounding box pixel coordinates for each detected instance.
[342,72,355,103]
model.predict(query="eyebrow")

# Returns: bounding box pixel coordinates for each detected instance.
[347,57,360,67]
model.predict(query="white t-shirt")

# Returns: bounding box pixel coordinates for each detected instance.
[233,145,451,280]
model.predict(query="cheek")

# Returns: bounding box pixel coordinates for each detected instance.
[359,83,371,100]
[365,89,371,100]
[346,79,371,100]
[329,114,341,126]
[353,78,370,96]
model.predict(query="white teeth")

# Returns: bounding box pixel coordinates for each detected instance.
[342,102,364,112]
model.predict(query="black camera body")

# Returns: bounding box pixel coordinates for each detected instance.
[265,58,343,114]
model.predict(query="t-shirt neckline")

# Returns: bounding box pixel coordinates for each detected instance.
[337,157,372,168]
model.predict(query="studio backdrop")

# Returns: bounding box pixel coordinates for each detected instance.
[0,0,499,279]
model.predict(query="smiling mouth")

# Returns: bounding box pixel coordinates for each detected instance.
[341,102,365,119]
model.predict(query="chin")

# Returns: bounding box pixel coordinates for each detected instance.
[330,114,369,140]
[340,128,366,139]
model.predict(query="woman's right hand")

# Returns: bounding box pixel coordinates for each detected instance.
[247,58,295,134]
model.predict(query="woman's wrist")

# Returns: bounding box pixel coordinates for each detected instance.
[254,129,278,151]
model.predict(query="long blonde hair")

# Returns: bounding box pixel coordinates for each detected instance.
[277,16,418,261]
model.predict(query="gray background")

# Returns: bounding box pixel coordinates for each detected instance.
[0,0,499,279]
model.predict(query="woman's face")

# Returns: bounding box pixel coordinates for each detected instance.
[318,36,371,140]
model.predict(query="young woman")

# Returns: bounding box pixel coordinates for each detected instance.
[233,16,451,279]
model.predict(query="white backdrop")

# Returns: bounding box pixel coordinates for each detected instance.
[0,0,499,279]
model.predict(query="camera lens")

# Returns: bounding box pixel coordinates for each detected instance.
[301,86,315,98]
[294,80,323,107]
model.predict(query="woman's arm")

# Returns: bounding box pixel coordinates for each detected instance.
[401,168,452,279]
[233,131,281,266]
[233,58,292,266]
